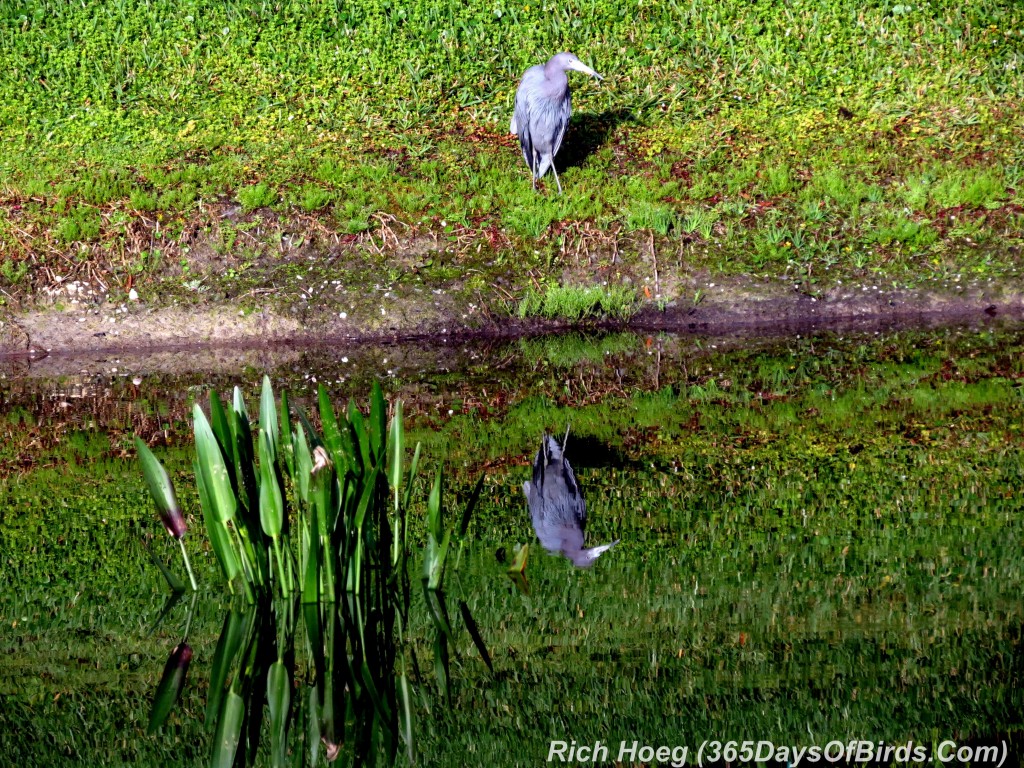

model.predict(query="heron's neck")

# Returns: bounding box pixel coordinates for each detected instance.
[543,62,569,87]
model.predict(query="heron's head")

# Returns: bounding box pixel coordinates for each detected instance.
[550,52,603,81]
[567,540,619,568]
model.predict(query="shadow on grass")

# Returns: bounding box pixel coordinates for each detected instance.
[560,432,644,470]
[558,108,635,171]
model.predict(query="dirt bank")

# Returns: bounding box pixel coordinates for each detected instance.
[4,271,1023,371]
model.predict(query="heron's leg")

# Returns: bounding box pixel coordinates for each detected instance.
[550,160,564,195]
[561,423,571,452]
[531,150,540,191]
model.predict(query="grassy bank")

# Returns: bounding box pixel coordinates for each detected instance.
[0,1,1022,318]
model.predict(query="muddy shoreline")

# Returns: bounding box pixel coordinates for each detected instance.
[3,274,1023,379]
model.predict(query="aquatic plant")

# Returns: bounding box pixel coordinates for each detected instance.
[135,436,197,591]
[136,377,421,603]
[136,378,489,765]
[147,593,198,736]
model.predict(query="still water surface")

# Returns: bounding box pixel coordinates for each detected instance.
[1,326,1022,766]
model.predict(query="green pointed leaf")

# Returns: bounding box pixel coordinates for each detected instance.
[302,604,326,688]
[209,391,232,448]
[294,424,312,505]
[426,531,451,590]
[307,684,321,766]
[427,464,443,539]
[360,661,392,726]
[393,439,420,569]
[142,538,185,593]
[312,465,334,542]
[227,389,270,588]
[432,631,450,702]
[316,388,356,478]
[459,473,485,538]
[231,387,259,517]
[205,610,249,729]
[280,533,294,595]
[397,669,415,765]
[311,468,337,602]
[401,442,422,512]
[424,465,450,589]
[301,503,321,604]
[423,584,455,644]
[312,453,334,524]
[260,375,279,464]
[459,600,493,673]
[209,391,237,494]
[348,400,370,473]
[352,464,381,531]
[334,417,357,480]
[347,531,363,593]
[195,457,239,584]
[267,661,291,768]
[194,405,237,525]
[211,690,245,768]
[369,380,387,461]
[278,389,294,476]
[147,591,184,635]
[135,437,185,539]
[317,384,342,455]
[147,642,193,734]
[259,434,284,538]
[294,407,325,453]
[388,401,404,512]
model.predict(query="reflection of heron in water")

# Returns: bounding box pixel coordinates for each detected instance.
[522,428,619,567]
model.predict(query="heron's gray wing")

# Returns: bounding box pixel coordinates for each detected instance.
[559,454,586,529]
[532,518,586,557]
[534,433,586,530]
[514,98,534,173]
[529,474,587,557]
[525,433,597,563]
[549,85,572,159]
[529,438,549,492]
[513,67,544,174]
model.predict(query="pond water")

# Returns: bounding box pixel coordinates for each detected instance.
[2,324,1023,767]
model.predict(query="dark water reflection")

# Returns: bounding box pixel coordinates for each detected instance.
[2,325,1024,765]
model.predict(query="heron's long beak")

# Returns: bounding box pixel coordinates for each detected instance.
[569,539,619,567]
[568,61,603,81]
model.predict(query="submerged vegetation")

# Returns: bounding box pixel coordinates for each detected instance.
[0,1,1022,322]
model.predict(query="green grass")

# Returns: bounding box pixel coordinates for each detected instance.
[0,0,1022,312]
[235,182,277,212]
[517,283,639,322]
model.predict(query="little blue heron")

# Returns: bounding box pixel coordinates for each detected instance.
[510,52,603,194]
[522,430,618,567]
